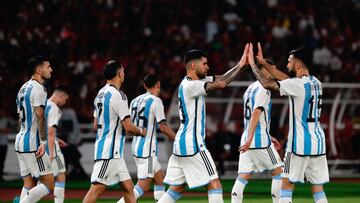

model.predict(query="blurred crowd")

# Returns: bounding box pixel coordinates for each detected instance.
[1,0,360,177]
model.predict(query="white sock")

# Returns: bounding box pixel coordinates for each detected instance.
[313,191,328,203]
[154,185,165,201]
[20,183,49,203]
[20,187,30,200]
[54,182,65,203]
[157,189,181,203]
[208,188,224,203]
[271,175,282,203]
[231,177,248,203]
[279,189,292,203]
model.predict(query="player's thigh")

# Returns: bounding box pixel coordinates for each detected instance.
[17,152,31,177]
[85,183,107,200]
[282,152,307,183]
[237,151,256,174]
[163,155,186,186]
[91,159,130,186]
[306,155,329,184]
[39,173,55,191]
[20,152,52,179]
[120,179,135,193]
[182,150,218,189]
[253,145,282,172]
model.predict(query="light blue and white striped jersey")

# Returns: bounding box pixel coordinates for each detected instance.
[173,76,214,156]
[15,79,47,152]
[279,75,326,156]
[45,100,62,157]
[93,84,130,160]
[130,92,166,158]
[241,81,272,149]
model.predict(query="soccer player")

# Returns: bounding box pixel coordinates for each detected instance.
[248,42,329,203]
[82,60,147,203]
[45,85,70,203]
[117,73,176,203]
[158,44,249,203]
[231,58,283,203]
[15,55,54,203]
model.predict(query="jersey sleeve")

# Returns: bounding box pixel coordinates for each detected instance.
[112,92,130,120]
[47,107,62,127]
[278,78,302,97]
[253,88,270,110]
[33,85,47,107]
[185,80,208,97]
[153,98,166,123]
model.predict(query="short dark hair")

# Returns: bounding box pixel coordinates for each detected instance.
[28,55,49,75]
[289,47,312,68]
[103,60,122,80]
[184,49,207,65]
[144,73,159,88]
[54,85,70,95]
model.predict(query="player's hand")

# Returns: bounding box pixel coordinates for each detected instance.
[271,136,281,150]
[238,43,249,67]
[247,43,256,66]
[256,42,267,65]
[36,144,46,158]
[58,138,68,148]
[139,127,147,137]
[49,151,54,161]
[239,142,251,153]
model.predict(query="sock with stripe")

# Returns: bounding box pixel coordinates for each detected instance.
[208,188,224,203]
[54,182,65,203]
[279,189,293,203]
[271,175,282,203]
[313,191,328,203]
[231,177,248,203]
[20,183,49,203]
[20,187,30,200]
[154,185,165,201]
[157,189,182,203]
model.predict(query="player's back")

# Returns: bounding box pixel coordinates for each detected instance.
[279,75,326,156]
[130,92,165,158]
[241,81,272,149]
[15,79,47,153]
[93,84,129,160]
[173,76,213,156]
[45,100,62,156]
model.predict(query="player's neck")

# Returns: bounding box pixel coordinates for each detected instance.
[186,71,200,80]
[31,74,44,84]
[296,69,309,77]
[107,80,120,90]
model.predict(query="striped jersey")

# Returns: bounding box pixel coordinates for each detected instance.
[173,76,214,156]
[45,100,62,157]
[15,79,47,152]
[130,92,166,158]
[241,81,272,149]
[93,84,130,160]
[279,75,326,156]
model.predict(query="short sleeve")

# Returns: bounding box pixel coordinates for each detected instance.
[153,98,166,123]
[112,92,130,120]
[279,78,302,97]
[47,107,61,127]
[253,88,270,109]
[185,80,207,97]
[33,86,47,107]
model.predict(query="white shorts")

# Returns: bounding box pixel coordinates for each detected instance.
[134,156,162,179]
[51,152,66,177]
[17,152,53,178]
[164,150,218,189]
[90,159,131,186]
[238,144,282,174]
[282,152,329,184]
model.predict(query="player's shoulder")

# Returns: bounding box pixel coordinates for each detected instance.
[30,79,47,93]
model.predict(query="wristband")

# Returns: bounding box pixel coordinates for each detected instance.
[40,140,47,145]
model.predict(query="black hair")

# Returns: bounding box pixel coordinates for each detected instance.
[28,55,49,75]
[103,60,122,80]
[144,73,159,88]
[289,47,312,68]
[54,85,70,95]
[183,49,207,65]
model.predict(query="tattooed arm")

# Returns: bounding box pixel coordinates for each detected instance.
[248,43,280,91]
[35,106,46,157]
[206,44,249,92]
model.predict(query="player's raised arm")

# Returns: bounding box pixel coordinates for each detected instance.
[256,42,289,80]
[207,44,249,91]
[248,43,280,91]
